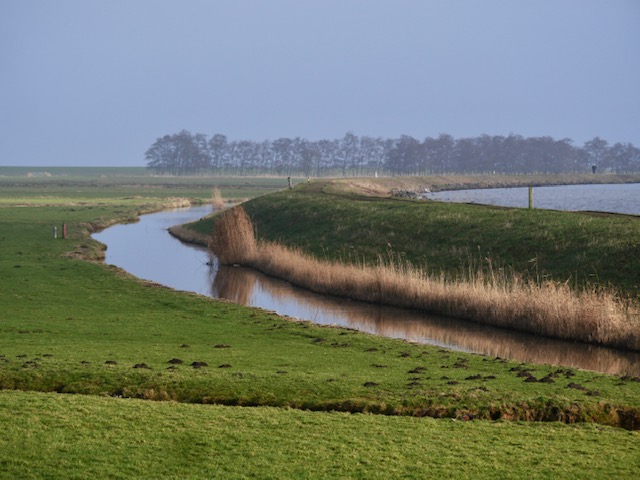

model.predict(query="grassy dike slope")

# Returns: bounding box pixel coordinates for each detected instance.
[1,175,640,478]
[220,178,640,295]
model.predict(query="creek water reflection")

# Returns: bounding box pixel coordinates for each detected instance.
[212,263,640,375]
[93,203,640,376]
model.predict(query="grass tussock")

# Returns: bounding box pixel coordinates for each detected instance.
[212,187,225,210]
[211,206,640,351]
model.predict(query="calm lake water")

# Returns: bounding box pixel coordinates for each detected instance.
[427,182,640,215]
[92,185,640,376]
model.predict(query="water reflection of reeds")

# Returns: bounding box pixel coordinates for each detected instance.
[210,263,640,376]
[210,263,256,306]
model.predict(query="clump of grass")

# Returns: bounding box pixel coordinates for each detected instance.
[211,206,640,351]
[212,187,225,210]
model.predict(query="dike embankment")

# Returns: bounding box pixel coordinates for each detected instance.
[171,175,640,351]
[173,175,640,296]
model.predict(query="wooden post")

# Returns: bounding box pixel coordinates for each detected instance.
[528,185,534,209]
[53,226,57,239]
[63,223,67,239]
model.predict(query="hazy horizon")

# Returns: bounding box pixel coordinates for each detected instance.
[2,0,639,167]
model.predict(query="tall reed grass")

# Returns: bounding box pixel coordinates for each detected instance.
[209,205,256,265]
[212,187,225,210]
[210,206,640,351]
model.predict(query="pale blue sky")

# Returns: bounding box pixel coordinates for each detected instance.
[1,0,638,166]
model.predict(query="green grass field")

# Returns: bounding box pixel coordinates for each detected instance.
[2,390,639,479]
[1,172,640,478]
[0,166,295,204]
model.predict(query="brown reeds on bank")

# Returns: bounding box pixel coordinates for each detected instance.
[211,187,226,210]
[210,206,640,351]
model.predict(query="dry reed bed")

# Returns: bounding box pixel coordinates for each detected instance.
[210,206,640,351]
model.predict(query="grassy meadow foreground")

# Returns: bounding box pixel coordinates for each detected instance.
[2,390,639,479]
[1,170,640,477]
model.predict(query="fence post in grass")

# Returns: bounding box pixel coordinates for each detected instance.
[53,225,57,239]
[63,223,67,239]
[528,185,534,209]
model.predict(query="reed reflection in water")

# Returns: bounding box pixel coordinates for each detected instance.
[210,262,640,376]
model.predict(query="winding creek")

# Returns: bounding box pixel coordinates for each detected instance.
[92,184,640,376]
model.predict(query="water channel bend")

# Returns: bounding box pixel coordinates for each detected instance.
[92,203,640,376]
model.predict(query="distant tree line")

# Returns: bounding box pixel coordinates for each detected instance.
[145,130,640,176]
